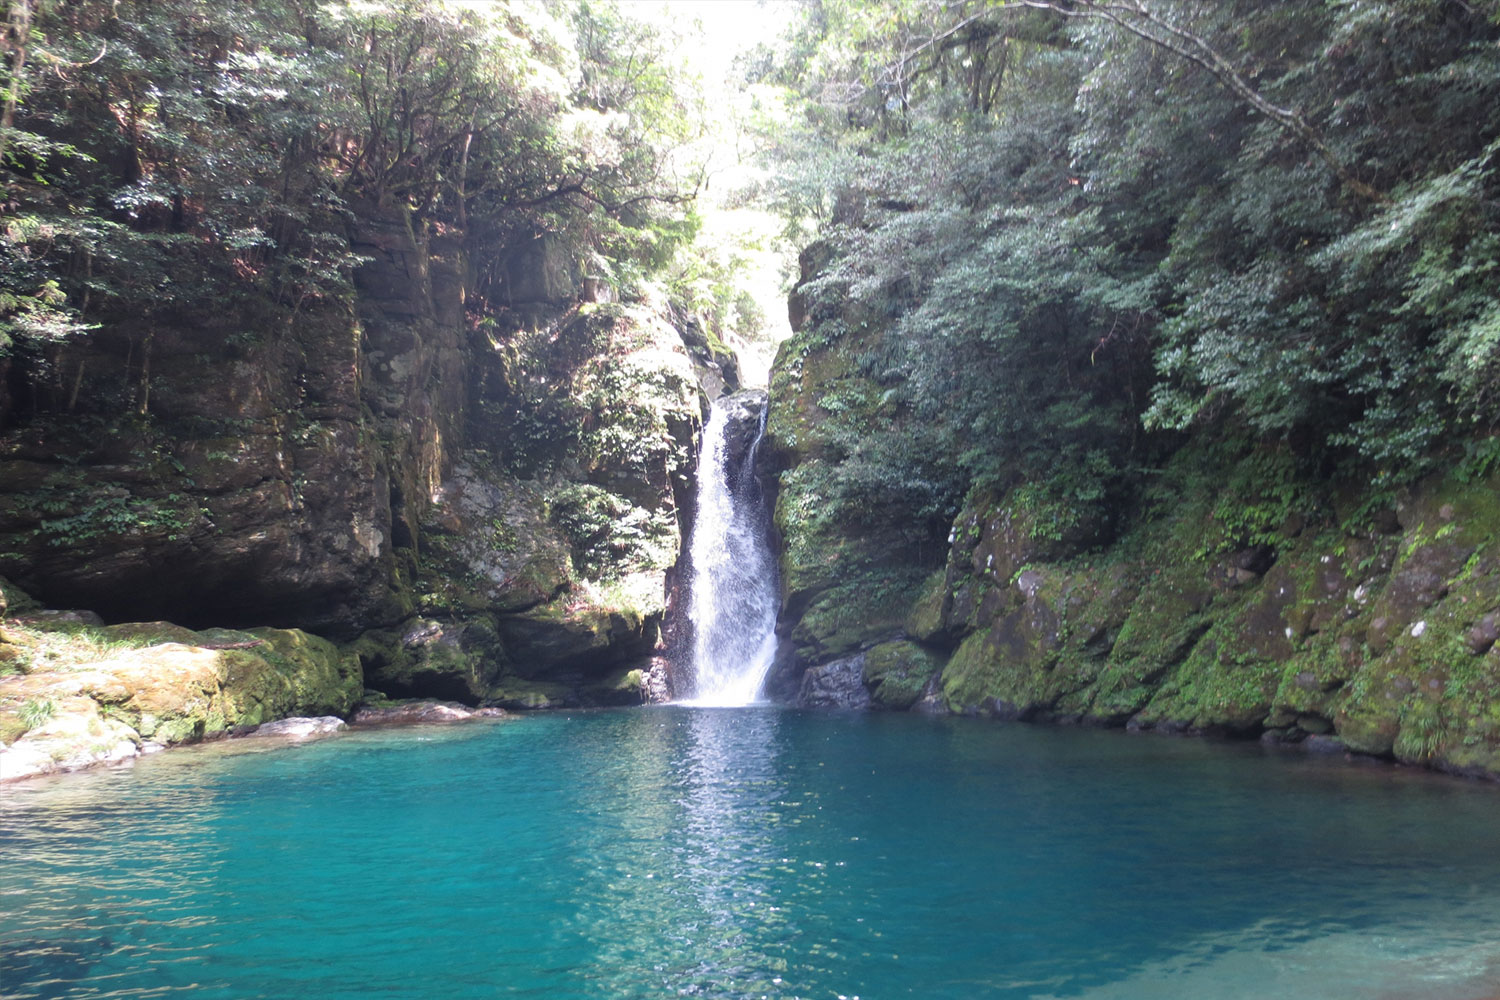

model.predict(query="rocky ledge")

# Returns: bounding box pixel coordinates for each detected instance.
[0,586,362,782]
[0,575,534,783]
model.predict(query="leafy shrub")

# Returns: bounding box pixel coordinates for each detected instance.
[548,484,674,581]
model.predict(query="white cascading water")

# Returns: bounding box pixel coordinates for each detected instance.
[684,392,779,706]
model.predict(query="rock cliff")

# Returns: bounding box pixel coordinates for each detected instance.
[0,205,736,717]
[766,245,1500,780]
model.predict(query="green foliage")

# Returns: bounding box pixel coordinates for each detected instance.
[663,207,782,343]
[1394,698,1446,762]
[1456,436,1500,485]
[756,0,1500,551]
[33,489,198,546]
[548,483,673,581]
[18,697,56,731]
[1196,448,1312,560]
[0,0,705,365]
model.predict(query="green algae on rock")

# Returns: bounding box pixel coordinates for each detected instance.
[767,419,1500,777]
[763,242,1500,777]
[0,612,360,782]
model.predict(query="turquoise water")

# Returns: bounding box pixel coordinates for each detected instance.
[5,708,1500,999]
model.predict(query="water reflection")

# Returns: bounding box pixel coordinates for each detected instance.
[6,711,1500,1000]
[567,707,800,997]
[674,708,788,984]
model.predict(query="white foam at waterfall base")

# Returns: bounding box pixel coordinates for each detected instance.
[682,394,779,706]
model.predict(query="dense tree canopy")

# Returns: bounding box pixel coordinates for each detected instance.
[0,0,703,354]
[758,0,1500,534]
[5,0,1498,535]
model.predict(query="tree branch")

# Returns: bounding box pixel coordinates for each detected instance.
[999,0,1388,202]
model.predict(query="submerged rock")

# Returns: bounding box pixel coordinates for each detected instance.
[352,700,507,725]
[247,717,348,739]
[1302,735,1348,755]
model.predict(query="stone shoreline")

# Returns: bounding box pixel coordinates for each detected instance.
[0,699,509,784]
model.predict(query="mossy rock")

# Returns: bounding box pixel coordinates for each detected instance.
[1106,563,1215,678]
[864,641,940,710]
[1325,517,1500,765]
[1336,700,1402,757]
[1051,564,1139,659]
[97,621,208,646]
[774,460,876,606]
[87,627,360,740]
[948,492,1094,593]
[241,627,363,717]
[1134,631,1278,734]
[1268,628,1363,718]
[579,667,647,706]
[789,570,929,663]
[1276,539,1370,637]
[1395,470,1500,539]
[150,716,203,744]
[905,570,949,643]
[0,640,23,674]
[764,327,867,467]
[940,623,1070,717]
[500,596,655,679]
[353,618,501,703]
[0,576,41,619]
[1,620,363,783]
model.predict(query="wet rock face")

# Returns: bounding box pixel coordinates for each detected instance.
[0,205,461,634]
[797,653,871,710]
[0,203,713,709]
[717,389,770,485]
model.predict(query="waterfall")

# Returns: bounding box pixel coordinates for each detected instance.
[683,390,779,706]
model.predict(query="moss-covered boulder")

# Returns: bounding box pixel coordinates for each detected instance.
[909,459,1500,776]
[864,640,941,710]
[350,618,504,704]
[0,616,362,782]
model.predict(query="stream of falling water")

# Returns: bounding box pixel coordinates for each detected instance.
[683,392,778,705]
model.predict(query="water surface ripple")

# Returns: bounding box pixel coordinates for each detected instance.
[5,709,1500,999]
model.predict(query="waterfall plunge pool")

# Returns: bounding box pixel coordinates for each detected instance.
[5,707,1500,1000]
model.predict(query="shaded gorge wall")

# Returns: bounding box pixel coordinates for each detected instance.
[0,207,738,711]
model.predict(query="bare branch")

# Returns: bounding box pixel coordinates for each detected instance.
[912,0,1391,203]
